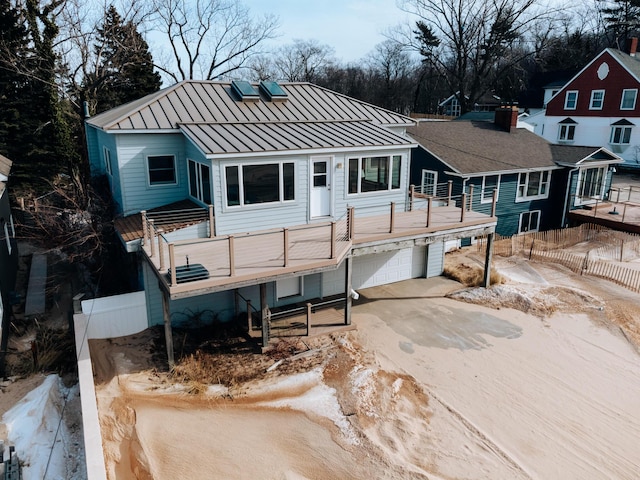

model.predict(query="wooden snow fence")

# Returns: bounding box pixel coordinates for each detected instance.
[476,224,640,293]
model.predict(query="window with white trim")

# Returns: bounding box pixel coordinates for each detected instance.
[621,89,637,110]
[564,91,578,110]
[558,124,575,141]
[225,161,295,207]
[147,155,176,185]
[481,174,500,203]
[103,147,112,175]
[348,155,402,194]
[519,210,540,233]
[610,125,632,144]
[577,166,606,202]
[589,90,605,110]
[188,159,212,204]
[420,169,437,195]
[516,170,551,201]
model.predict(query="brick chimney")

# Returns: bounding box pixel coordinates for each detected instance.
[628,37,638,57]
[494,104,519,133]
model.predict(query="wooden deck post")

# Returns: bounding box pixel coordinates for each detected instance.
[622,203,628,222]
[228,236,235,276]
[348,206,355,240]
[161,289,174,368]
[482,233,495,288]
[306,303,312,336]
[491,189,498,217]
[157,229,165,271]
[140,211,147,245]
[208,205,215,238]
[247,299,252,332]
[593,199,598,217]
[468,184,474,211]
[460,194,467,222]
[409,185,415,211]
[283,228,289,266]
[149,219,156,258]
[426,197,433,227]
[447,181,453,206]
[168,243,176,285]
[260,284,269,346]
[389,202,395,233]
[344,256,353,325]
[330,222,336,259]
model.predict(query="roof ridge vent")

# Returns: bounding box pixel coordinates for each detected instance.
[231,80,260,102]
[259,80,288,101]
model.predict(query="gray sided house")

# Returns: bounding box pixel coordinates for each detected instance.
[84,80,497,343]
[0,155,18,364]
[408,107,621,237]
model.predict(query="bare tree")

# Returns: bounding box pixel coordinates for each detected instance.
[272,39,335,82]
[152,0,278,82]
[398,0,561,114]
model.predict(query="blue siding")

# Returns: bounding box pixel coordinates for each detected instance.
[117,133,189,215]
[86,125,101,175]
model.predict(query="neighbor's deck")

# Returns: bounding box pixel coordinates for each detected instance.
[568,201,640,234]
[140,203,496,297]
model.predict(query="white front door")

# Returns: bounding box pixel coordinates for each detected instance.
[310,156,331,217]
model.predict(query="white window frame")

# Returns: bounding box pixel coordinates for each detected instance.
[575,166,606,205]
[420,169,437,195]
[481,174,500,204]
[516,170,552,202]
[146,154,177,186]
[610,125,632,145]
[564,90,578,110]
[347,155,402,196]
[223,160,296,208]
[518,210,541,233]
[589,90,605,110]
[621,89,638,110]
[103,147,112,175]
[187,159,212,205]
[276,277,303,299]
[558,124,576,141]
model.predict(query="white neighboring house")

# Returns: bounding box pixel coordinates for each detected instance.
[534,39,640,170]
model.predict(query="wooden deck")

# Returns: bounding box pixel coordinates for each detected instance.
[141,203,496,297]
[568,201,640,234]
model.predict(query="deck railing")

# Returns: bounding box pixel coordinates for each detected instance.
[409,181,498,219]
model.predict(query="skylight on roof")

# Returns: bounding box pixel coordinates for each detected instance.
[259,81,288,101]
[231,80,260,101]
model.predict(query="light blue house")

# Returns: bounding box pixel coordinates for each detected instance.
[85,80,496,350]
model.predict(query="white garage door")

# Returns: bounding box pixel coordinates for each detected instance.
[353,246,426,290]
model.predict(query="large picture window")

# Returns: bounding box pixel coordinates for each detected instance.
[348,155,402,194]
[577,166,606,202]
[516,170,551,201]
[147,155,176,185]
[225,162,295,207]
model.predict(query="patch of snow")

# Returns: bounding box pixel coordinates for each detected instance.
[3,375,86,480]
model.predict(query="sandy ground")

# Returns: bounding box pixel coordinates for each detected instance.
[90,252,640,480]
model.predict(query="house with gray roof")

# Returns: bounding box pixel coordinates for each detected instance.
[408,106,621,236]
[85,80,497,350]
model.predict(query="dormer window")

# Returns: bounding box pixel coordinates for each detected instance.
[589,90,605,110]
[564,90,578,110]
[558,118,576,142]
[610,119,634,144]
[621,89,637,110]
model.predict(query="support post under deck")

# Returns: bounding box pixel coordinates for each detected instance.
[482,233,495,288]
[161,289,174,368]
[344,256,353,325]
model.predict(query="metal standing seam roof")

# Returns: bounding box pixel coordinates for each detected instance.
[180,120,415,156]
[86,81,415,131]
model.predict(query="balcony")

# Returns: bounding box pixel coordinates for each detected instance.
[138,185,497,297]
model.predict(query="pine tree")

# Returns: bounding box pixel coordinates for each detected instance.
[599,0,640,48]
[89,5,161,114]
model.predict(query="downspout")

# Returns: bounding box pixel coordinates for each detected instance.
[561,167,579,227]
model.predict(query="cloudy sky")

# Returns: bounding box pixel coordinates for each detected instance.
[243,0,415,62]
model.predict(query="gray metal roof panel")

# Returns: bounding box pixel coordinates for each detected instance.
[86,81,414,131]
[181,120,414,155]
